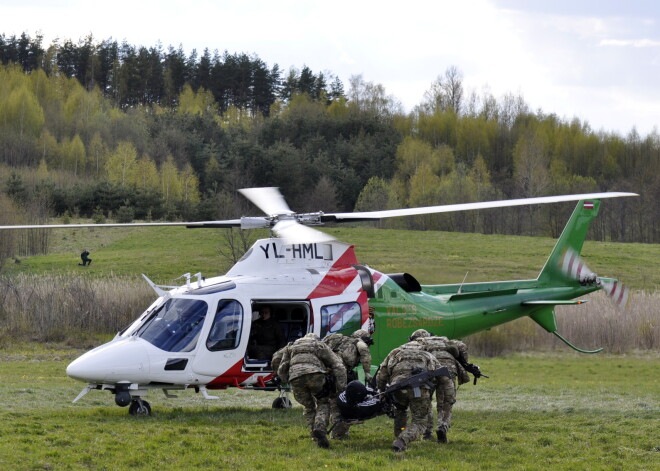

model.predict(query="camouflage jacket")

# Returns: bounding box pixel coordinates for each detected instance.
[419,336,470,384]
[322,333,372,374]
[270,342,293,374]
[376,341,440,392]
[277,336,347,388]
[447,338,469,362]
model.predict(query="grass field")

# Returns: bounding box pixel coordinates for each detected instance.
[0,346,657,470]
[5,224,659,290]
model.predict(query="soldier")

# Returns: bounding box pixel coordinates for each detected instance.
[323,329,373,439]
[409,329,470,444]
[278,333,347,448]
[248,305,285,361]
[376,340,439,452]
[270,341,293,374]
[323,330,373,382]
[79,249,92,266]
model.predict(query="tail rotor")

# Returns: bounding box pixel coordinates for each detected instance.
[559,248,630,309]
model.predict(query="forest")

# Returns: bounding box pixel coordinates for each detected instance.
[0,32,658,265]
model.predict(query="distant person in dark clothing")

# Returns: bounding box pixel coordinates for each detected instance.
[248,305,285,361]
[79,249,92,266]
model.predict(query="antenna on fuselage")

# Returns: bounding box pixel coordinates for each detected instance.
[457,271,469,294]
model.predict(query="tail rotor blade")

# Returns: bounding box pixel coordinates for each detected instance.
[600,280,630,310]
[559,248,630,310]
[559,248,596,283]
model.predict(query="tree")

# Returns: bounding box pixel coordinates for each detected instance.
[423,66,464,115]
[303,176,339,212]
[354,176,391,228]
[160,154,181,203]
[512,125,551,234]
[105,141,138,187]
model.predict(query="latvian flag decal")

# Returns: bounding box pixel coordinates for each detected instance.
[583,201,594,209]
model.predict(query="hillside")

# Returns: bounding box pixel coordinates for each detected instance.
[6,225,658,291]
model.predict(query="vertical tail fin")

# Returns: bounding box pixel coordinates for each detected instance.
[537,199,601,285]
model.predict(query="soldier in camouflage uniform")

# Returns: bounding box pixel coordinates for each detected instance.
[376,340,439,452]
[278,333,347,448]
[270,341,293,374]
[409,329,471,443]
[323,330,373,382]
[323,329,373,439]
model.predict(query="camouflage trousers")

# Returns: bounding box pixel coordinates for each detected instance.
[329,400,351,439]
[426,375,456,434]
[391,387,432,447]
[290,372,331,434]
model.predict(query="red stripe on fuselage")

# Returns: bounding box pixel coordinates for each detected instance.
[307,246,359,299]
[208,358,257,388]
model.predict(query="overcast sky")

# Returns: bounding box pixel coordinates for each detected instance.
[4,0,659,136]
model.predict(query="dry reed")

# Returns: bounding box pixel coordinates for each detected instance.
[469,291,659,356]
[0,274,153,346]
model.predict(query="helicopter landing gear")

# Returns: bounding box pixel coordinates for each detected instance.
[272,396,292,409]
[273,390,293,409]
[128,397,152,416]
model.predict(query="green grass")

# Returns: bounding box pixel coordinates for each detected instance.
[0,348,657,470]
[5,226,659,290]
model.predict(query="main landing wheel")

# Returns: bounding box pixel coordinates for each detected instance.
[272,397,292,409]
[129,398,152,416]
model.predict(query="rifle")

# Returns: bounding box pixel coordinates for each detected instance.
[380,366,452,398]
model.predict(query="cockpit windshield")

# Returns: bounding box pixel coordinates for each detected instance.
[137,298,208,352]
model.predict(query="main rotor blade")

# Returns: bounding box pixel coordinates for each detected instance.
[239,187,294,216]
[272,219,336,245]
[324,192,638,221]
[0,220,242,230]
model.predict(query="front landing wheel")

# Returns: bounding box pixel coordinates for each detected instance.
[129,398,152,416]
[272,396,292,409]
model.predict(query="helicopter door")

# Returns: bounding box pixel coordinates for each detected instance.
[191,299,245,377]
[244,301,311,369]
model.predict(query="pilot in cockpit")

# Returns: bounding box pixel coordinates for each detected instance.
[247,305,285,361]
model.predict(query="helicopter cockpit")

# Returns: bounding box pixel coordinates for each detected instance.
[136,298,207,352]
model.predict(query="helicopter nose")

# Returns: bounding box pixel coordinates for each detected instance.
[67,338,150,383]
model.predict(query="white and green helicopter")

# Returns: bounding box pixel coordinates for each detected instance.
[0,188,636,415]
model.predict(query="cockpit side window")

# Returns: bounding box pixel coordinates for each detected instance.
[206,300,243,351]
[137,298,207,352]
[320,302,361,337]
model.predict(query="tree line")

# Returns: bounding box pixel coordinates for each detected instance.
[0,33,658,266]
[0,32,342,114]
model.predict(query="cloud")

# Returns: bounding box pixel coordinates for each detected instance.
[600,39,660,47]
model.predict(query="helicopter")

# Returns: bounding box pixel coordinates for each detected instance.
[0,188,637,415]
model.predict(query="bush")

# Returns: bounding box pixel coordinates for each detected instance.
[116,205,135,223]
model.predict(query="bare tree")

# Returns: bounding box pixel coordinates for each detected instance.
[423,66,464,115]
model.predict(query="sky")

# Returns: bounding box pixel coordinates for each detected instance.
[3,0,659,136]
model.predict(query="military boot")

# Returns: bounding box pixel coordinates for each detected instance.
[313,429,330,449]
[437,429,448,443]
[392,437,406,452]
[423,430,434,440]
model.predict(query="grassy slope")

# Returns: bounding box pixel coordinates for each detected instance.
[0,348,657,470]
[4,225,659,290]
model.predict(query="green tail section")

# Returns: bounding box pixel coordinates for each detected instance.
[537,199,601,285]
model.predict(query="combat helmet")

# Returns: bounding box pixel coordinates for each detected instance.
[409,329,431,341]
[352,329,374,346]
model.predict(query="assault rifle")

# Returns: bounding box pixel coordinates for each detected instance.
[381,366,453,398]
